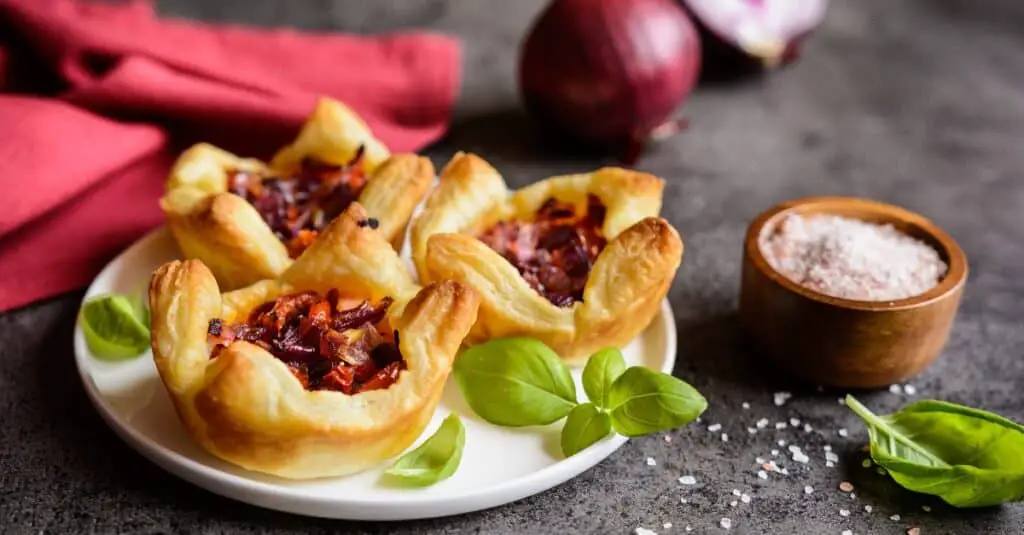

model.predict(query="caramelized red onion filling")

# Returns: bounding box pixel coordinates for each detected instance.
[478,195,607,307]
[207,289,404,394]
[227,147,369,258]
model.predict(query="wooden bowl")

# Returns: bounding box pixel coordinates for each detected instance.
[739,196,968,389]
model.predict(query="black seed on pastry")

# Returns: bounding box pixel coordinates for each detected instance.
[357,218,380,229]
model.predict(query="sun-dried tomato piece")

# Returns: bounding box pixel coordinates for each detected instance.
[359,361,404,392]
[319,365,356,394]
[287,229,319,258]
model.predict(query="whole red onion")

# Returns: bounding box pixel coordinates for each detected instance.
[518,0,701,163]
[681,0,829,79]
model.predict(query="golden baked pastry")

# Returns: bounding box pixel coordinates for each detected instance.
[149,203,480,480]
[410,152,683,364]
[161,97,434,291]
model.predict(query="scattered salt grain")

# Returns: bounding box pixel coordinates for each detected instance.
[757,470,768,480]
[904,384,917,396]
[679,476,696,485]
[776,422,788,430]
[890,514,901,521]
[804,424,814,433]
[922,505,931,513]
[756,418,770,429]
[685,526,692,532]
[730,500,738,507]
[773,392,792,406]
[721,433,729,442]
[839,509,850,517]
[790,418,801,426]
[720,518,732,530]
[889,384,903,395]
[664,523,673,529]
[805,485,814,494]
[680,498,688,504]
[839,481,854,493]
[838,428,849,437]
[636,528,657,535]
[778,439,787,447]
[741,494,751,504]
[708,423,722,432]
[646,457,657,466]
[759,213,948,301]
[850,493,857,499]
[864,505,873,513]
[824,445,833,452]
[842,531,853,535]
[747,427,758,435]
[664,435,673,443]
[787,445,801,453]
[826,452,840,463]
[826,461,835,468]
[792,451,810,464]
[838,397,846,406]
[732,489,742,496]
[755,457,765,464]
[862,459,872,468]
[771,449,780,456]
[742,402,750,410]
[907,528,921,535]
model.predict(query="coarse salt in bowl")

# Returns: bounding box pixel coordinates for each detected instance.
[739,196,968,389]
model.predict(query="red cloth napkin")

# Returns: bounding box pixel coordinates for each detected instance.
[0,0,461,312]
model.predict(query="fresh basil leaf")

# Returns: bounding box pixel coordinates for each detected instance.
[607,367,707,437]
[582,347,626,409]
[454,337,577,427]
[79,294,151,360]
[846,395,1024,507]
[384,412,465,486]
[561,402,613,457]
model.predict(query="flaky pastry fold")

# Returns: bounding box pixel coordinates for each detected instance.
[161,97,434,291]
[149,203,479,479]
[410,153,683,364]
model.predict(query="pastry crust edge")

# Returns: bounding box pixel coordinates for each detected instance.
[161,98,434,290]
[416,152,682,363]
[149,205,480,479]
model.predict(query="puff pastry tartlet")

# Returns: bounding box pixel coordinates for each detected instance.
[410,153,683,364]
[161,97,434,291]
[149,203,480,479]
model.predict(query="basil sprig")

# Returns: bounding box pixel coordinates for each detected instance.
[455,338,707,457]
[846,395,1024,507]
[385,412,465,486]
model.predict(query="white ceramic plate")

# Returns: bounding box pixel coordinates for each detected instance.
[74,226,677,521]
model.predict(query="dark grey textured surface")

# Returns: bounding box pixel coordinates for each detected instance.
[2,0,1023,533]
